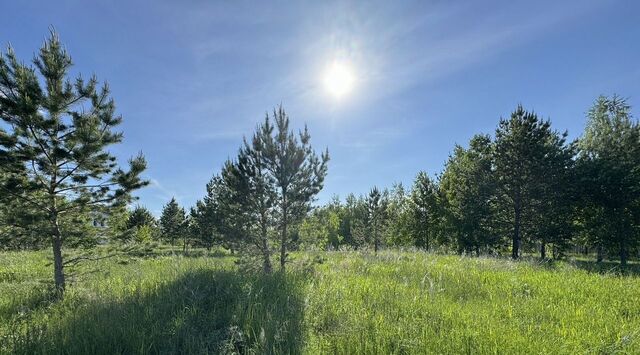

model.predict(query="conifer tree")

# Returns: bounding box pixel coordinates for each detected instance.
[127,205,156,230]
[202,154,275,271]
[534,129,575,259]
[577,95,640,265]
[494,106,572,259]
[0,32,147,295]
[439,135,497,255]
[410,172,441,251]
[159,197,187,250]
[201,167,245,254]
[236,124,278,272]
[188,200,218,251]
[367,186,388,253]
[385,183,413,247]
[124,205,157,242]
[262,106,329,270]
[340,193,368,248]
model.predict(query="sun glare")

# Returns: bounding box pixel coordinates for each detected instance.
[323,61,355,99]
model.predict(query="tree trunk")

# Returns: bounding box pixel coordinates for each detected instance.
[51,215,65,296]
[540,242,546,259]
[596,245,603,263]
[425,233,429,252]
[280,195,287,271]
[262,238,272,274]
[512,204,521,260]
[620,241,628,266]
[475,246,480,257]
[374,229,379,254]
[260,210,272,273]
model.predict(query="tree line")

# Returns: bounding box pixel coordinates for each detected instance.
[142,95,640,267]
[294,98,640,265]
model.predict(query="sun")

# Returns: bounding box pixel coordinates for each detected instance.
[323,60,355,99]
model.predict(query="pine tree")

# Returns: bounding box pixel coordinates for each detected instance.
[262,106,329,270]
[366,187,388,253]
[188,201,218,251]
[236,123,278,272]
[127,205,156,230]
[124,205,157,242]
[340,193,368,248]
[385,183,413,247]
[534,129,575,259]
[0,31,147,295]
[494,106,567,259]
[439,135,498,255]
[159,197,187,250]
[577,95,640,265]
[410,172,441,251]
[201,167,245,254]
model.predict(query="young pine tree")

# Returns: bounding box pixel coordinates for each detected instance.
[0,32,147,295]
[262,106,329,270]
[159,197,188,250]
[367,187,388,254]
[235,125,278,272]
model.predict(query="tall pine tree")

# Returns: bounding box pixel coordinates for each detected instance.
[577,95,640,265]
[494,106,566,259]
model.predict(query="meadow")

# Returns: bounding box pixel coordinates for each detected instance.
[1,250,639,354]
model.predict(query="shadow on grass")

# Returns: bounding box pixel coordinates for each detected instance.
[570,259,640,276]
[12,270,306,354]
[0,283,58,324]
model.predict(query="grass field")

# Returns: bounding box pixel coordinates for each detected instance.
[1,250,639,354]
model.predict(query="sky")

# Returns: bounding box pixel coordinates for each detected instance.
[2,0,639,215]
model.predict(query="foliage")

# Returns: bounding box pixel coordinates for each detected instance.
[197,107,329,272]
[366,187,388,253]
[494,106,574,259]
[577,95,640,265]
[262,106,329,269]
[440,135,498,254]
[384,183,413,247]
[298,207,342,249]
[409,172,442,250]
[159,197,188,248]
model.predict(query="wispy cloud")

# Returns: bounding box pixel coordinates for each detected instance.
[147,177,181,203]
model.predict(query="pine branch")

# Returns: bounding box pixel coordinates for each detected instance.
[0,184,50,212]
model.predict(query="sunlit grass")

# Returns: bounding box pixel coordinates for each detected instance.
[1,249,639,354]
[305,251,640,354]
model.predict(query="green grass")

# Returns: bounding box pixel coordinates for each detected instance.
[1,250,639,354]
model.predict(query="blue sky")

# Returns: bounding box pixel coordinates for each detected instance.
[2,0,639,215]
